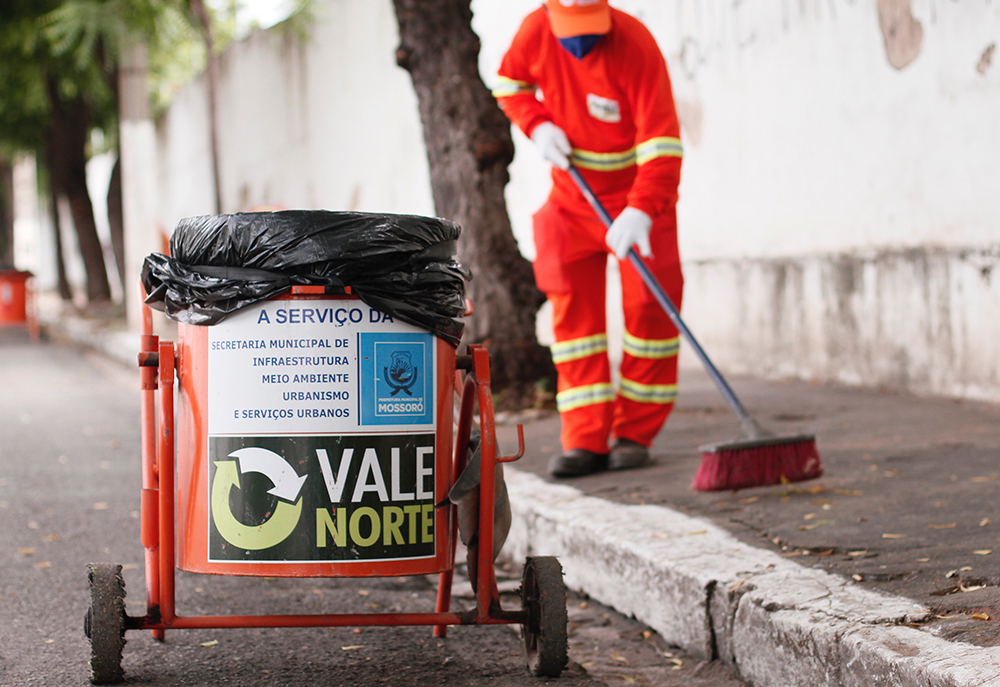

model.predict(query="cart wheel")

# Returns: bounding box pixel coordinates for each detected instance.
[521,556,568,677]
[84,563,127,685]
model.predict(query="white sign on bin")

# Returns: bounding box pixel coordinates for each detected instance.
[207,296,437,436]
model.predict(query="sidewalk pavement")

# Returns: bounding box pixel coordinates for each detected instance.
[35,306,1000,686]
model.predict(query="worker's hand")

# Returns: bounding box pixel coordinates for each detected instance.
[530,121,571,170]
[606,206,652,260]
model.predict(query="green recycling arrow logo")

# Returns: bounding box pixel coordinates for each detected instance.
[211,447,305,551]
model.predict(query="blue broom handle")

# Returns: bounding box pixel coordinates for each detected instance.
[566,165,755,427]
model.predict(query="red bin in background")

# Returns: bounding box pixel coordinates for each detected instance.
[0,270,31,325]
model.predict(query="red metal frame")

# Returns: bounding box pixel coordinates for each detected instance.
[131,293,526,637]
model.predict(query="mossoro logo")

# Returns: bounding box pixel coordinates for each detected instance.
[359,332,435,427]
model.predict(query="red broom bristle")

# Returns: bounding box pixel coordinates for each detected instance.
[691,439,822,492]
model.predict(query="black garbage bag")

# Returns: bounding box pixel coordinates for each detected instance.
[141,210,471,346]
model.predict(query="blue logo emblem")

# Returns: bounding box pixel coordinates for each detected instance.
[384,351,418,396]
[359,332,434,426]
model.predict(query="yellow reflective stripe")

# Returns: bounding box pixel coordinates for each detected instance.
[551,334,608,365]
[557,383,615,412]
[623,332,680,359]
[570,147,636,172]
[620,378,678,405]
[635,137,683,165]
[492,76,535,98]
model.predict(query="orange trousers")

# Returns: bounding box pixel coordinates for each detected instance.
[532,199,684,455]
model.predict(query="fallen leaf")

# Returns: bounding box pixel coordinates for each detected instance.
[200,640,218,647]
[619,677,636,683]
[806,486,826,494]
[811,499,831,505]
[914,558,930,562]
[945,569,959,578]
[653,532,670,539]
[687,529,707,536]
[610,653,629,664]
[961,566,973,571]
[341,645,364,651]
[833,489,863,496]
[972,613,991,621]
[92,503,109,510]
[122,564,138,570]
[581,662,596,668]
[352,628,362,634]
[813,549,835,556]
[852,574,864,582]
[357,590,370,596]
[847,550,868,556]
[578,601,589,609]
[960,584,985,592]
[669,657,684,669]
[981,518,991,527]
[803,513,817,520]
[928,523,957,529]
[882,533,906,539]
[642,631,652,639]
[17,547,36,555]
[971,475,999,483]
[42,534,58,541]
[974,550,993,555]
[730,578,747,592]
[740,497,759,504]
[798,519,832,531]
[781,551,805,557]
[35,561,51,568]
[28,522,38,529]
[44,639,55,644]
[935,614,957,619]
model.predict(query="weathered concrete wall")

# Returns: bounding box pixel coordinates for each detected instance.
[682,246,1000,402]
[154,0,1000,402]
[155,1,433,223]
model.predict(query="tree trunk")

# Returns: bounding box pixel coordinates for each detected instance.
[0,157,13,266]
[107,155,125,290]
[49,189,74,302]
[46,79,111,304]
[190,0,223,213]
[392,0,554,410]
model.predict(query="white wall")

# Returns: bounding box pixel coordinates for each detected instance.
[154,0,1000,401]
[156,2,432,224]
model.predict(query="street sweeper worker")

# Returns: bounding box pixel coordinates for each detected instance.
[493,0,685,478]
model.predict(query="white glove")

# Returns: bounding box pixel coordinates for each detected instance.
[530,121,571,170]
[606,206,652,260]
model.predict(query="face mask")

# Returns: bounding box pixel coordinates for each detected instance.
[558,34,603,60]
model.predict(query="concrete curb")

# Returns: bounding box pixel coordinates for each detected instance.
[503,469,1000,687]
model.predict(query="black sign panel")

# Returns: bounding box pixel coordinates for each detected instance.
[207,433,436,562]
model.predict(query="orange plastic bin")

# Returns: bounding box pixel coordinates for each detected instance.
[173,289,457,578]
[0,269,31,325]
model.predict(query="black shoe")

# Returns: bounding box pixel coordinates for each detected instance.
[548,449,609,478]
[608,439,649,470]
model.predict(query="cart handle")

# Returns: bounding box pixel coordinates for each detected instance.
[497,425,525,463]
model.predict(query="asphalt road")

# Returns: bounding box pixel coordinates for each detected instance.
[0,327,745,687]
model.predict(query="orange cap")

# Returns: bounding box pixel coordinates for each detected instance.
[545,0,611,38]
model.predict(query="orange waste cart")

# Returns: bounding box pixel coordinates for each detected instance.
[84,285,568,684]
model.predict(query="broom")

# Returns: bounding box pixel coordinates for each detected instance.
[567,165,822,491]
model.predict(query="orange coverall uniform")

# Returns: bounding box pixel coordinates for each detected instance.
[494,6,684,455]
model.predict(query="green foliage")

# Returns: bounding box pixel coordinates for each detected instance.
[43,0,205,115]
[0,0,113,155]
